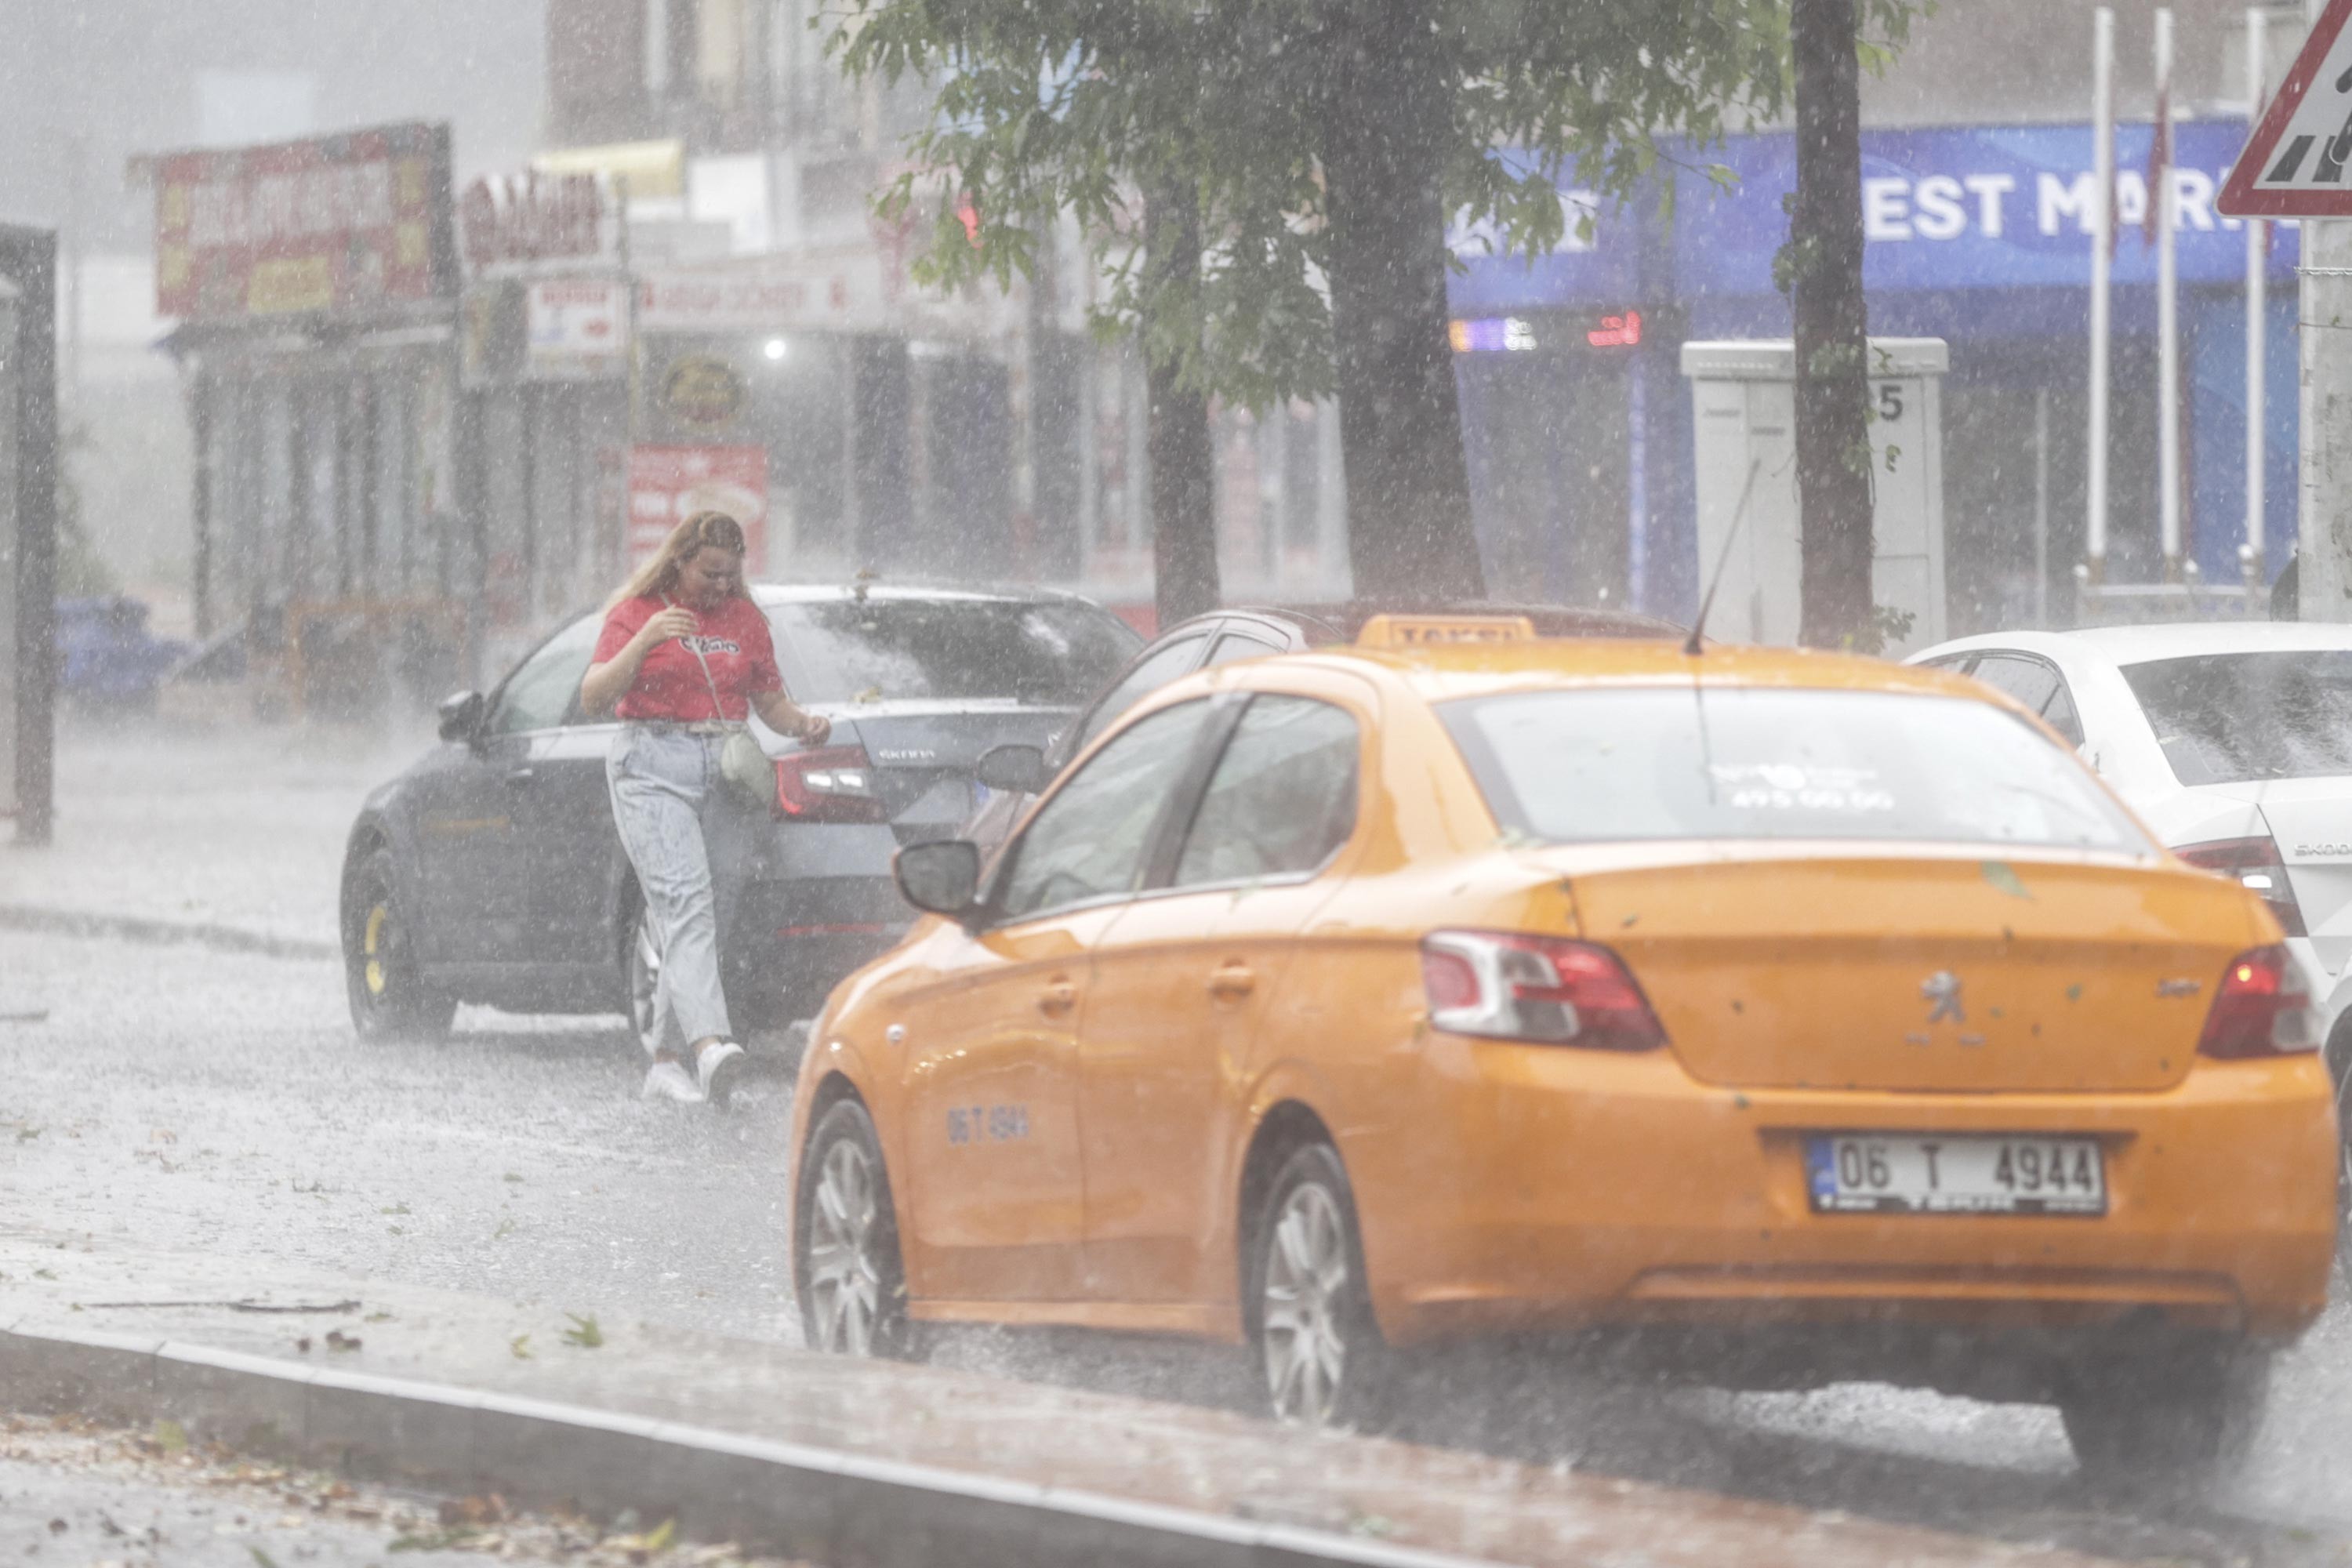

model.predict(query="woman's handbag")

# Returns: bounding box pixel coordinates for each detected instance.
[674,605,781,810]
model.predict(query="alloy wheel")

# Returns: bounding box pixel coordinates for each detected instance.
[807,1136,884,1354]
[1261,1180,1352,1425]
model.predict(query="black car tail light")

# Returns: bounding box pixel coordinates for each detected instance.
[776,746,887,823]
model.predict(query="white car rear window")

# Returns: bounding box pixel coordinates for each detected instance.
[2122,651,2352,786]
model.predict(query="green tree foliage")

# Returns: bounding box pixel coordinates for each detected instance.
[834,0,1911,605]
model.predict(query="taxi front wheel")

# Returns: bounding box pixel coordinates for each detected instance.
[2056,1342,2270,1487]
[1247,1144,1391,1430]
[795,1100,919,1359]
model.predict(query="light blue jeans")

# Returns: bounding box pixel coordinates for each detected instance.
[607,725,749,1057]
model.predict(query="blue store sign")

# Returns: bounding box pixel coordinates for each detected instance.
[1450,119,2298,314]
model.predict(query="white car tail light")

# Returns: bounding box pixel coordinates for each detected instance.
[2178,836,2308,937]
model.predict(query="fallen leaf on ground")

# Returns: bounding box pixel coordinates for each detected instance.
[561,1312,603,1349]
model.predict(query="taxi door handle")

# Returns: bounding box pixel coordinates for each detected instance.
[1207,963,1256,1000]
[1038,979,1079,1016]
[503,767,535,786]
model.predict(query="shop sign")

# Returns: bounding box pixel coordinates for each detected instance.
[461,170,612,274]
[152,122,456,320]
[637,251,884,334]
[626,445,768,568]
[526,277,626,379]
[661,354,746,427]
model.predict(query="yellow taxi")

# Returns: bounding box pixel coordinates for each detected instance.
[787,617,2336,1477]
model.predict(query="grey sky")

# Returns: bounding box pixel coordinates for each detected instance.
[0,0,546,252]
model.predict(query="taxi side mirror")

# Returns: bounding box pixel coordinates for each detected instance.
[895,840,982,919]
[975,743,1050,795]
[437,689,486,744]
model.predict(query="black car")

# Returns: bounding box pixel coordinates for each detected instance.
[962,600,1687,853]
[339,583,1139,1047]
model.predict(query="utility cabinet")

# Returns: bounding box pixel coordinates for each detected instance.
[1681,338,1947,654]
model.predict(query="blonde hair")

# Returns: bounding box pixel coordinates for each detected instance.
[608,511,750,609]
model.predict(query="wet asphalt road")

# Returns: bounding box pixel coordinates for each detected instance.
[9,923,2352,1564]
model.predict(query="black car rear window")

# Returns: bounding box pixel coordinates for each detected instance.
[767,599,1138,706]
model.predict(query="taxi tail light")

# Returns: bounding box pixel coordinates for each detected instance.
[776,746,887,823]
[1420,931,1665,1051]
[2196,943,2319,1058]
[2177,836,2307,937]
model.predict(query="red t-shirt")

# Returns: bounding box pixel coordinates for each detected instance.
[593,593,783,722]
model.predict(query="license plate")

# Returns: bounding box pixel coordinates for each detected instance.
[1805,1134,2106,1216]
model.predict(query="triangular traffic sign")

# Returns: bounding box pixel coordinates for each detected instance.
[2223,0,2352,216]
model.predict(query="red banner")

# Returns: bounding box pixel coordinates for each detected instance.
[626,446,770,572]
[153,122,456,320]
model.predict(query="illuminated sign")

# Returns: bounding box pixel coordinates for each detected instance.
[1587,308,1642,347]
[1448,316,1536,352]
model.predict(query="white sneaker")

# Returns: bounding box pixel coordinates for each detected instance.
[695,1039,746,1105]
[642,1059,706,1104]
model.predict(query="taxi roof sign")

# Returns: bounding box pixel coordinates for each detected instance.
[1356,614,1538,648]
[2220,0,2352,218]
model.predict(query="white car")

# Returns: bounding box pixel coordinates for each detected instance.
[1909,623,2352,1083]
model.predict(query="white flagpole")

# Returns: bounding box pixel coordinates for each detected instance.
[2158,6,2183,575]
[2246,6,2269,593]
[2089,7,2114,577]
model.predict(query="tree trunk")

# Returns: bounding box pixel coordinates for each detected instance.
[1143,172,1220,628]
[1320,0,1485,604]
[1789,0,1875,648]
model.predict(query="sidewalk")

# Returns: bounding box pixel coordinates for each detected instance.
[0,1227,2114,1568]
[0,712,424,957]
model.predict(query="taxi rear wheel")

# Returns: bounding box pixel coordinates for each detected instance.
[2056,1343,2270,1486]
[795,1099,917,1359]
[1247,1144,1389,1430]
[344,850,455,1044]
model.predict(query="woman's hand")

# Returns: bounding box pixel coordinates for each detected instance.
[752,690,828,746]
[637,606,697,648]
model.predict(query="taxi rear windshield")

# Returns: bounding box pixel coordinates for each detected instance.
[1442,688,2150,851]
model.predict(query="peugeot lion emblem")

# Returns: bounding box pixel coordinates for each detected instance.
[1922,970,1965,1024]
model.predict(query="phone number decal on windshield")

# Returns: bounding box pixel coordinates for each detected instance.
[1709,763,1896,814]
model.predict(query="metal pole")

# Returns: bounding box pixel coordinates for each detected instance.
[2301,0,2352,619]
[2246,6,2270,596]
[2035,387,2052,625]
[2157,7,2182,575]
[2088,7,2114,576]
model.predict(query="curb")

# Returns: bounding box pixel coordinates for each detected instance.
[0,1320,1503,1568]
[0,904,339,962]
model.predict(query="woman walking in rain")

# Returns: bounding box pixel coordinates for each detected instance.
[580,511,829,1105]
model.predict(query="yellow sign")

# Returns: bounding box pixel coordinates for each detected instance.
[532,139,686,200]
[246,256,336,315]
[1356,614,1537,648]
[662,354,746,428]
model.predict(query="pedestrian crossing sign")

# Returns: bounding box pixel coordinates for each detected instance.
[2222,0,2352,216]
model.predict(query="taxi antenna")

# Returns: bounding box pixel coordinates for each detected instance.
[1684,456,1764,657]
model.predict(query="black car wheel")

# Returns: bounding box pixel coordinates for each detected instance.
[794,1099,918,1358]
[1244,1142,1390,1430]
[623,897,662,1059]
[2058,1342,2270,1487]
[344,848,456,1042]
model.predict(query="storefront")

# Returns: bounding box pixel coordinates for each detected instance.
[159,122,472,713]
[1449,118,2299,631]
